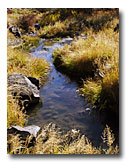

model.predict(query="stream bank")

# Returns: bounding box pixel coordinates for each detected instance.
[26,38,109,147]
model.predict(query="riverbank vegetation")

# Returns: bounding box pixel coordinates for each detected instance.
[53,9,119,117]
[7,123,118,154]
[7,26,49,128]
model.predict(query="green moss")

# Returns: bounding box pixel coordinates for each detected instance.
[21,35,41,51]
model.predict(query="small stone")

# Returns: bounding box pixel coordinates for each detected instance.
[72,129,79,134]
[85,108,91,111]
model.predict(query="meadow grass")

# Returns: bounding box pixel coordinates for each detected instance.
[37,21,68,38]
[7,123,118,154]
[7,9,118,39]
[21,35,41,51]
[53,18,119,114]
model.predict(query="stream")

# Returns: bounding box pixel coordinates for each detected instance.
[27,38,106,146]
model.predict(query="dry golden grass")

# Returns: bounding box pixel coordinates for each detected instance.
[53,17,119,114]
[7,124,119,154]
[7,46,49,84]
[38,21,67,38]
[7,31,49,128]
[7,95,26,128]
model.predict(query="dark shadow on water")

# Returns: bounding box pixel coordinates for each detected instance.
[27,101,43,117]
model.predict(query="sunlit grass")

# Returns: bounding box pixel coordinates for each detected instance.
[53,18,119,114]
[7,95,26,128]
[7,47,49,85]
[38,21,68,38]
[21,35,41,51]
[7,123,119,154]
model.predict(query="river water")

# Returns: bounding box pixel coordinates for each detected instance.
[27,38,107,146]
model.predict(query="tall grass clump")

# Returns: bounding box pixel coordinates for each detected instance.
[21,35,41,51]
[7,47,49,85]
[38,21,68,38]
[7,95,26,128]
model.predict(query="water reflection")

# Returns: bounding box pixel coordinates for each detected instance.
[28,38,105,146]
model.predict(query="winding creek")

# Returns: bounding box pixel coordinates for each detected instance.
[27,38,110,146]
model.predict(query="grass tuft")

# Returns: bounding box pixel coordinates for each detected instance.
[7,95,26,128]
[7,46,49,85]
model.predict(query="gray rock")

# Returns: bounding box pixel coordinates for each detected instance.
[27,76,40,89]
[7,125,41,148]
[9,26,21,38]
[8,74,40,108]
[85,108,91,112]
[8,125,41,138]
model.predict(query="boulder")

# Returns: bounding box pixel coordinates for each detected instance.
[9,26,21,38]
[8,74,40,108]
